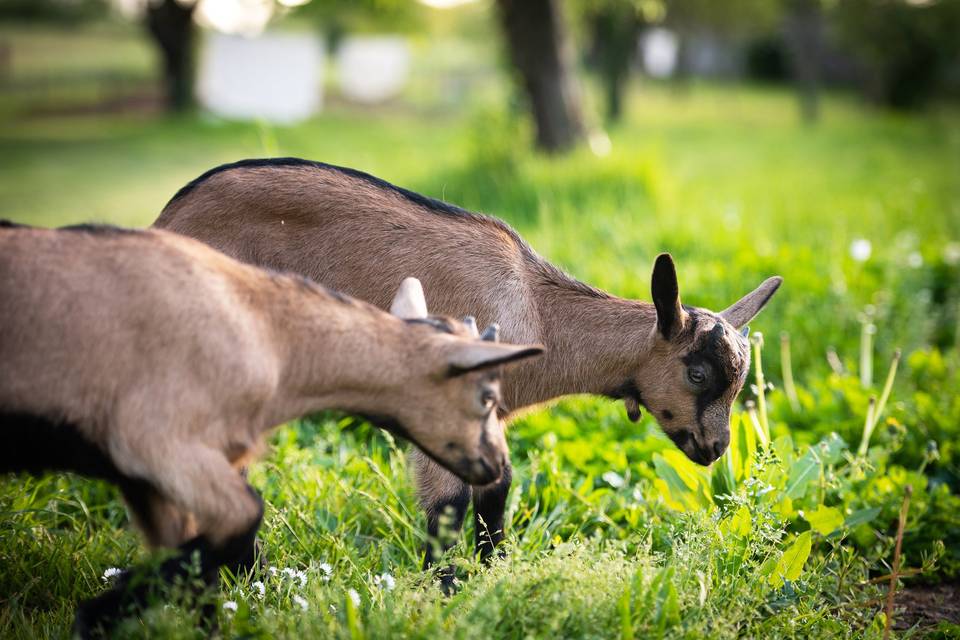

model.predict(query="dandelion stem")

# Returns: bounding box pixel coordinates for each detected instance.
[860,319,876,388]
[857,396,877,457]
[871,349,901,432]
[857,349,901,457]
[745,401,768,450]
[751,333,770,442]
[780,332,800,412]
[826,346,845,376]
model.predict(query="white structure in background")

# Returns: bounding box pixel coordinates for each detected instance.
[197,31,324,123]
[642,28,679,78]
[336,37,411,104]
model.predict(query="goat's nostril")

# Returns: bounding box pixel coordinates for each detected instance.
[712,440,724,458]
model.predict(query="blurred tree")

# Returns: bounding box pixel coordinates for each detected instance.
[578,0,648,124]
[0,0,107,23]
[782,0,822,123]
[293,0,424,53]
[145,0,197,112]
[832,0,960,109]
[495,0,585,153]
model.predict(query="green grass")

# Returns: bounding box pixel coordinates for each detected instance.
[2,25,960,639]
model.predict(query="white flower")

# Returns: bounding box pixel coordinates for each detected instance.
[602,471,625,488]
[850,238,872,262]
[251,581,265,599]
[292,594,309,612]
[101,567,122,582]
[222,600,238,614]
[373,572,396,590]
[268,566,278,577]
[347,588,361,607]
[318,562,332,582]
[281,567,308,588]
[907,251,923,268]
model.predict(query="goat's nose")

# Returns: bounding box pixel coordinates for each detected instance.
[709,435,730,460]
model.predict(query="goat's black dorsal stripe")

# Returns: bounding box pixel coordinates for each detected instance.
[681,322,732,424]
[165,157,476,220]
[164,158,612,303]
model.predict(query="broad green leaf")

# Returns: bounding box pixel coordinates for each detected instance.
[653,453,694,496]
[727,505,752,537]
[773,495,794,519]
[805,505,844,535]
[786,450,821,499]
[815,433,848,466]
[844,507,882,529]
[777,531,812,582]
[772,434,795,467]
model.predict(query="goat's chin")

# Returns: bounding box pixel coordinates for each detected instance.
[444,454,502,487]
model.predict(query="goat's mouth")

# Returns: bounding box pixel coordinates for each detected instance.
[459,454,503,487]
[667,430,721,467]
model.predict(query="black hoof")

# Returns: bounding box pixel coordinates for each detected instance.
[73,589,125,639]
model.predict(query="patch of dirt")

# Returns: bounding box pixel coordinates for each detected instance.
[894,582,960,631]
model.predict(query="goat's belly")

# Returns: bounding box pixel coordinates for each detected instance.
[0,410,122,480]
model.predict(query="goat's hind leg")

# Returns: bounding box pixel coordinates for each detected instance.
[413,449,471,594]
[74,445,263,638]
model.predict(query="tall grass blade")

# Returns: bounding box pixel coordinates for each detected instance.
[857,396,878,457]
[871,348,901,431]
[860,317,876,388]
[751,332,770,442]
[780,332,801,412]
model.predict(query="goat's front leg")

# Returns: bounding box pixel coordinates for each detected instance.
[413,449,471,594]
[473,459,512,562]
[74,446,264,639]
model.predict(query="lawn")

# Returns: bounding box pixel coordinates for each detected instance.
[1,24,960,639]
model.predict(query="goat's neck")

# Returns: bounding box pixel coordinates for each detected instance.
[509,280,656,409]
[265,293,405,425]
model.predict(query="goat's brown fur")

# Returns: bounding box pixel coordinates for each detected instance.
[154,158,782,571]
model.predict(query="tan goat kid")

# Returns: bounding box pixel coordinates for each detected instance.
[0,222,542,635]
[154,158,783,585]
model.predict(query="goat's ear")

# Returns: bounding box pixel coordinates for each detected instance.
[390,277,428,319]
[446,342,544,376]
[651,253,687,339]
[719,276,783,329]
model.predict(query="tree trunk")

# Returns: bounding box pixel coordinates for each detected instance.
[783,0,822,124]
[495,0,585,153]
[145,0,196,112]
[590,7,641,124]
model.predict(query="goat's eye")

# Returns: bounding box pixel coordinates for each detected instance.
[481,389,497,408]
[687,367,707,386]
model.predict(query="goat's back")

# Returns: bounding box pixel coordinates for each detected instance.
[0,225,277,441]
[155,160,543,345]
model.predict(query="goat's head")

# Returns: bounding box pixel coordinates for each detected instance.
[620,254,782,466]
[383,278,543,486]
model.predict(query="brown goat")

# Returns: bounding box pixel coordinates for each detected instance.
[154,158,782,582]
[0,221,542,634]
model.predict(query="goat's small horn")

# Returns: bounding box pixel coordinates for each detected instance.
[463,316,479,337]
[481,323,500,342]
